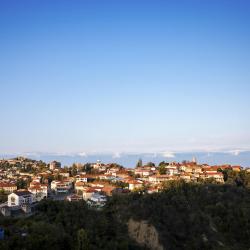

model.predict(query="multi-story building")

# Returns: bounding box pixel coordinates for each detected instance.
[51,180,72,193]
[149,174,172,184]
[0,183,17,193]
[28,182,48,202]
[8,190,33,207]
[49,161,61,170]
[134,167,152,177]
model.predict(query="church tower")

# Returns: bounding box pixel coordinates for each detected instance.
[192,156,197,164]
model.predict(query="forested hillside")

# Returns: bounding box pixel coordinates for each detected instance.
[108,182,250,250]
[0,182,250,250]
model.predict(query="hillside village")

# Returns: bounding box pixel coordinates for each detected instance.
[0,156,249,217]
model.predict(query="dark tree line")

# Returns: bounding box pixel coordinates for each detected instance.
[0,181,250,250]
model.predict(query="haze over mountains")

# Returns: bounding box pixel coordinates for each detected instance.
[1,150,250,167]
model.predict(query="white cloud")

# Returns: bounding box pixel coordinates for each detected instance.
[162,151,175,158]
[112,152,121,159]
[54,152,74,156]
[228,150,242,156]
[78,152,88,157]
[152,153,158,158]
[21,152,41,157]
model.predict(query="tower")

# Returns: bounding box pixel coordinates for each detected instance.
[192,157,197,164]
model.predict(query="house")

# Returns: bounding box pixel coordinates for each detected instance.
[49,161,61,170]
[0,182,17,193]
[92,161,107,171]
[201,172,224,183]
[106,166,121,174]
[191,166,202,174]
[180,173,191,182]
[75,181,86,194]
[89,183,104,192]
[149,174,171,184]
[75,175,88,183]
[67,194,83,202]
[51,180,72,193]
[28,183,48,202]
[127,180,143,191]
[87,193,107,208]
[165,166,178,176]
[8,190,33,207]
[101,185,116,196]
[75,175,95,183]
[115,170,130,179]
[82,187,96,201]
[60,172,70,178]
[231,166,242,172]
[134,167,152,177]
[184,167,193,173]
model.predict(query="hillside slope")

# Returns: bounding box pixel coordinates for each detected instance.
[0,182,250,250]
[106,182,250,250]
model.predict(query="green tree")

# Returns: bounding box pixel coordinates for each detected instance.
[159,161,169,167]
[71,163,78,176]
[83,163,92,173]
[146,162,155,167]
[16,178,28,189]
[77,228,89,250]
[0,189,7,203]
[136,159,143,168]
[159,165,166,175]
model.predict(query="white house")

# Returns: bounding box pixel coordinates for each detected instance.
[8,190,33,207]
[82,187,96,201]
[28,184,48,202]
[51,180,72,193]
[134,167,152,177]
[165,166,178,176]
[90,192,106,202]
[87,193,107,208]
[127,180,143,191]
[149,174,173,184]
[75,175,88,183]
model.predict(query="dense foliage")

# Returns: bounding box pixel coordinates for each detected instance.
[108,181,250,250]
[0,200,141,250]
[0,182,249,250]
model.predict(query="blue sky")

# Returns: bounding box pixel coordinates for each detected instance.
[0,0,250,155]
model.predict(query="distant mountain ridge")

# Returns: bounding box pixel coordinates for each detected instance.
[1,151,250,167]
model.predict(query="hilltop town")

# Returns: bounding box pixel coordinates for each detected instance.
[0,156,249,217]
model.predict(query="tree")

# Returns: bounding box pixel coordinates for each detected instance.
[136,159,143,168]
[159,165,166,175]
[237,170,250,188]
[146,162,155,167]
[159,161,169,167]
[116,181,129,189]
[159,161,166,167]
[83,163,92,173]
[71,163,78,176]
[16,178,28,189]
[0,189,7,203]
[77,228,89,250]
